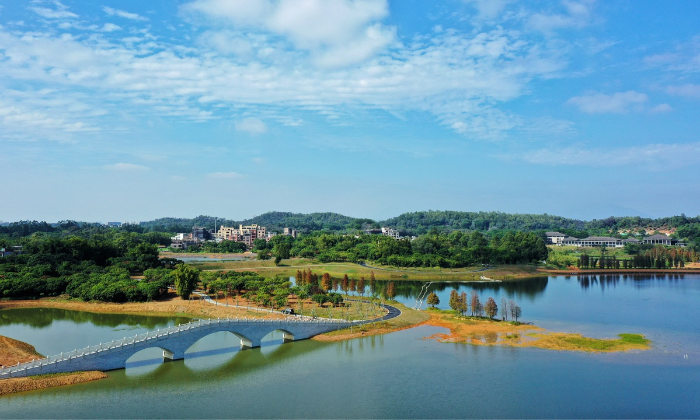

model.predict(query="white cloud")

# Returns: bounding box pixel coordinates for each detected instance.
[643,37,700,73]
[0,13,564,141]
[529,0,595,32]
[566,91,648,114]
[0,91,101,142]
[29,1,78,19]
[649,103,672,114]
[463,0,512,20]
[101,23,122,32]
[104,163,150,171]
[103,6,148,21]
[520,142,700,168]
[207,171,245,179]
[235,117,267,135]
[666,84,700,99]
[182,0,395,66]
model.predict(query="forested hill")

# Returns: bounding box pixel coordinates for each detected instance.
[382,211,586,235]
[139,212,366,234]
[4,211,700,243]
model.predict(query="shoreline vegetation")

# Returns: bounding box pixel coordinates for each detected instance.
[0,335,106,396]
[422,309,651,353]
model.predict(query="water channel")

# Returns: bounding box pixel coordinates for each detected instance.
[0,274,699,418]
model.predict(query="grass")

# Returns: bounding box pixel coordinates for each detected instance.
[530,333,651,352]
[189,258,544,281]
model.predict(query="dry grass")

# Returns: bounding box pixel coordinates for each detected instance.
[0,371,107,396]
[424,312,651,353]
[191,259,545,281]
[0,335,44,367]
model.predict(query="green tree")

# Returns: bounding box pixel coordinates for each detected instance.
[427,292,440,308]
[173,264,200,300]
[449,290,459,312]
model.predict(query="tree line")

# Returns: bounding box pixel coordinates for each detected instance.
[577,246,696,269]
[432,290,522,322]
[263,230,548,268]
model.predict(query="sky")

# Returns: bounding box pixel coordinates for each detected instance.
[1,0,699,223]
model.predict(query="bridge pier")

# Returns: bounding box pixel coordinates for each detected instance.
[162,350,174,362]
[240,337,253,349]
[282,332,295,343]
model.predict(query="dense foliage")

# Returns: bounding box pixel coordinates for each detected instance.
[273,230,548,268]
[0,231,177,301]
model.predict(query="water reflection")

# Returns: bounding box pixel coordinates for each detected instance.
[577,274,686,291]
[385,277,548,298]
[0,307,189,330]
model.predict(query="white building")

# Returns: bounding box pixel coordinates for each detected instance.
[545,231,567,245]
[381,227,401,239]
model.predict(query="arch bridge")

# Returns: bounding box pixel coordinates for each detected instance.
[0,316,355,379]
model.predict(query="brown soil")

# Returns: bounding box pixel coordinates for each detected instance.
[0,336,44,367]
[0,371,107,396]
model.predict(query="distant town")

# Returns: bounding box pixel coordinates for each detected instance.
[167,224,412,251]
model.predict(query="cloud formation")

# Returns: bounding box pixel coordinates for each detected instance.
[521,142,700,168]
[103,6,148,21]
[567,91,648,114]
[529,0,596,32]
[666,84,700,99]
[207,171,246,179]
[235,117,267,135]
[104,163,150,171]
[0,19,563,141]
[182,0,395,67]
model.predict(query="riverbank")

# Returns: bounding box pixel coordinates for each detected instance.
[0,335,107,396]
[423,311,651,353]
[0,371,107,396]
[0,293,285,321]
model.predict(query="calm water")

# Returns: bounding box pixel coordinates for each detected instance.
[0,275,699,418]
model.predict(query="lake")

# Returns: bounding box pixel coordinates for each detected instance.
[0,274,698,418]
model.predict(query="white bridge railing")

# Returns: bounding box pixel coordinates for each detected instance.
[0,316,349,379]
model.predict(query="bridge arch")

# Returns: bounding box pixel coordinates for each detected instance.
[184,330,255,356]
[125,345,177,371]
[261,328,295,343]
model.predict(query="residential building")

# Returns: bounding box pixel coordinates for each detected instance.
[381,227,401,239]
[283,227,297,238]
[217,224,268,248]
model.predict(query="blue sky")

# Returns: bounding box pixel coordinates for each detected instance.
[1,0,699,223]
